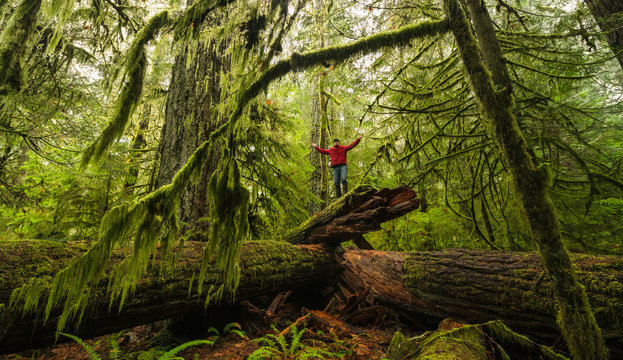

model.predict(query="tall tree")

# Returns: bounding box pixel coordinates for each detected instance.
[155,36,227,238]
[445,0,608,358]
[584,0,623,71]
[309,0,330,214]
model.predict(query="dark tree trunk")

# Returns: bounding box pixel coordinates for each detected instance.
[338,248,623,357]
[155,36,227,237]
[445,0,608,357]
[0,240,335,354]
[584,0,623,71]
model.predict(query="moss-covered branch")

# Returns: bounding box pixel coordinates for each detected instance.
[81,11,170,166]
[0,0,43,94]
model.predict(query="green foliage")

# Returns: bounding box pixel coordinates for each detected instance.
[249,325,347,360]
[201,151,250,297]
[59,331,215,360]
[0,0,42,94]
[58,332,102,360]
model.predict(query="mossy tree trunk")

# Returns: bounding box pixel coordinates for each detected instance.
[444,0,608,358]
[583,0,623,71]
[339,249,623,357]
[155,35,227,238]
[0,240,335,354]
[308,0,330,215]
[284,185,420,245]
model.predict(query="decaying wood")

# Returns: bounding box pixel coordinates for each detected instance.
[306,309,363,335]
[264,291,291,320]
[284,185,419,246]
[0,240,335,354]
[338,248,623,356]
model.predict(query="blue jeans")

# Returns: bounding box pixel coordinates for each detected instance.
[332,165,348,187]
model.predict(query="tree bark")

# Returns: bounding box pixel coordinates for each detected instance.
[0,240,335,354]
[446,0,608,357]
[338,248,623,357]
[584,0,623,71]
[154,34,227,237]
[284,185,420,245]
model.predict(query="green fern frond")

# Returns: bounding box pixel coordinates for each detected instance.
[58,332,102,360]
[158,339,215,360]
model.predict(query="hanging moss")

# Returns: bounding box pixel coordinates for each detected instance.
[199,149,250,297]
[81,11,170,166]
[0,0,43,94]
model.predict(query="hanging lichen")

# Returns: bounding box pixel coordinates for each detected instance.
[0,0,43,94]
[198,147,250,299]
[81,11,170,166]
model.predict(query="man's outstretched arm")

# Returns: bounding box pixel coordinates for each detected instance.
[312,142,330,154]
[345,134,363,150]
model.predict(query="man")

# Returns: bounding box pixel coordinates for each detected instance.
[312,134,363,198]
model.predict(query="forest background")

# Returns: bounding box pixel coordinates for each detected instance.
[1,0,623,357]
[1,0,622,256]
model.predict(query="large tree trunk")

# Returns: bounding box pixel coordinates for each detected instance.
[155,32,227,237]
[2,240,622,355]
[0,240,335,354]
[284,185,419,245]
[338,248,623,357]
[445,0,608,357]
[584,0,623,71]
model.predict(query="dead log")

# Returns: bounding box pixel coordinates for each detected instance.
[338,248,623,356]
[387,320,567,360]
[284,185,419,245]
[0,240,336,354]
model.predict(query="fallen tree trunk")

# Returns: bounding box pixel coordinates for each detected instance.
[0,240,335,354]
[284,185,419,246]
[3,240,622,356]
[338,248,623,356]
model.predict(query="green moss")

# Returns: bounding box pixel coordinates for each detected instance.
[0,0,42,93]
[81,11,170,166]
[387,321,567,360]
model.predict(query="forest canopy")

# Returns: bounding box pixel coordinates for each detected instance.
[1,0,622,358]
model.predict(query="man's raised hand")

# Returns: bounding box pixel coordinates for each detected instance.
[311,142,317,147]
[357,133,363,139]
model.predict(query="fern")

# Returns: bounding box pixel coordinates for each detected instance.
[58,332,102,360]
[159,339,216,360]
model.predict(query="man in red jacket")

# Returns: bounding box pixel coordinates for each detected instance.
[312,134,363,198]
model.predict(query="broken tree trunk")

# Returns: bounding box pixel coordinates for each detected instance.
[0,240,335,354]
[284,185,419,245]
[338,249,623,357]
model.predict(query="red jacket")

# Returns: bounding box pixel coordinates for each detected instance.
[314,138,360,167]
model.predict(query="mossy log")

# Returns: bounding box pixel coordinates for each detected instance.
[387,320,566,360]
[284,185,419,245]
[0,240,335,354]
[338,249,623,356]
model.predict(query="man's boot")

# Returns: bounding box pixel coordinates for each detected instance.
[342,180,348,195]
[335,184,342,198]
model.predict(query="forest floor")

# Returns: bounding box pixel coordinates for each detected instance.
[1,296,407,359]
